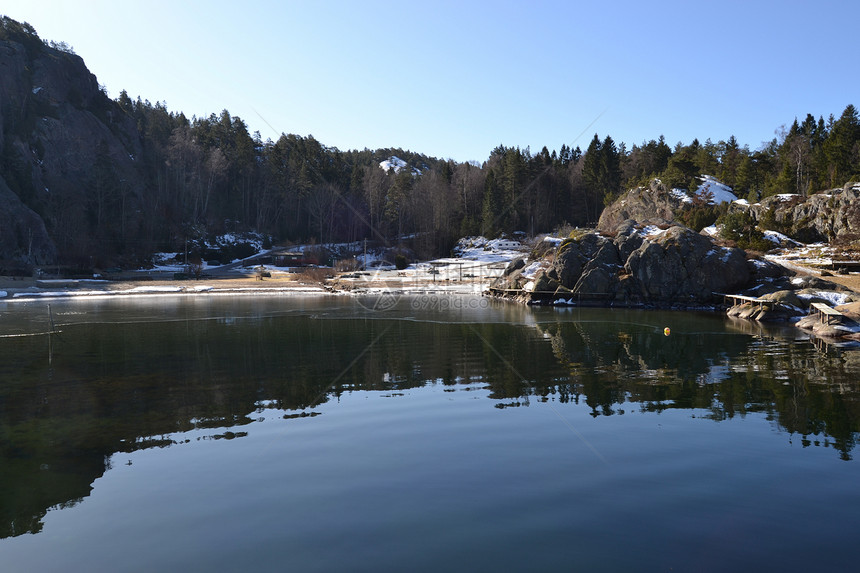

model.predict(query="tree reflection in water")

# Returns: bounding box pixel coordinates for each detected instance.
[1,299,858,538]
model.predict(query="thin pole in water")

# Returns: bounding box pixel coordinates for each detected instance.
[47,303,55,365]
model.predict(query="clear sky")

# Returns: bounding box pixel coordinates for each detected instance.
[3,0,858,163]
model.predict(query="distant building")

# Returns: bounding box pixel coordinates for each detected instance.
[492,240,522,250]
[271,250,318,267]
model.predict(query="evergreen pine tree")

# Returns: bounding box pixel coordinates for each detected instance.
[481,171,501,237]
[824,104,860,185]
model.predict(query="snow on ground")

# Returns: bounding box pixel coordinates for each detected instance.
[695,175,738,204]
[363,259,395,270]
[147,231,268,269]
[671,176,738,204]
[13,290,108,298]
[379,156,421,176]
[128,286,184,293]
[640,225,669,238]
[763,230,802,248]
[541,236,565,246]
[671,189,693,203]
[8,284,328,300]
[764,241,860,305]
[38,278,107,284]
[215,232,263,250]
[379,156,408,172]
[338,236,529,294]
[452,236,526,263]
[767,242,834,269]
[797,291,853,307]
[521,260,549,280]
[701,225,718,237]
[7,233,528,302]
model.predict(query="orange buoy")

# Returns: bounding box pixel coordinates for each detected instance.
[663,327,671,336]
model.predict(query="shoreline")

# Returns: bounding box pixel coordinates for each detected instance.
[0,272,331,301]
[3,263,859,345]
[3,263,859,300]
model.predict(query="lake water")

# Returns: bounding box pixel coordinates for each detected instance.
[1,294,859,571]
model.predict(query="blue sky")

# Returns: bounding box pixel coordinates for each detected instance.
[3,0,858,162]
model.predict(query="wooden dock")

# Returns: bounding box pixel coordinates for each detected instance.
[809,302,844,325]
[718,293,784,311]
[827,260,860,272]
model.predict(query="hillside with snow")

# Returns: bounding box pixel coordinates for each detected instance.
[672,175,739,205]
[379,155,422,176]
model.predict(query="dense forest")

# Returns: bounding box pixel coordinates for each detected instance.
[111,100,860,261]
[2,16,860,269]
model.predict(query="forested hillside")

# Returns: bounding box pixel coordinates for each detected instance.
[2,16,859,272]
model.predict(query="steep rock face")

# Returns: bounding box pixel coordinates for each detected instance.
[1,24,145,267]
[734,183,860,242]
[596,179,682,232]
[0,173,55,267]
[624,226,749,303]
[603,176,860,245]
[492,222,757,306]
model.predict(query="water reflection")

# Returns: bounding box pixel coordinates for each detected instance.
[0,295,858,539]
[532,310,860,459]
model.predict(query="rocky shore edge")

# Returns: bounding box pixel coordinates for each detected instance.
[486,220,860,343]
[3,234,858,344]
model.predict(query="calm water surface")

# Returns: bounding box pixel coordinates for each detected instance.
[1,294,859,572]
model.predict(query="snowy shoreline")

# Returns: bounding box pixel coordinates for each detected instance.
[0,279,332,302]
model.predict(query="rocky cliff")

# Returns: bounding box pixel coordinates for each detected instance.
[600,175,860,246]
[0,173,53,269]
[1,18,145,270]
[735,183,860,243]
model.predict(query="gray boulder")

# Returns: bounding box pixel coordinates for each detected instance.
[625,226,750,303]
[551,233,614,289]
[596,179,683,232]
[612,220,645,261]
[573,266,616,298]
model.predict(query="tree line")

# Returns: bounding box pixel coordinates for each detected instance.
[36,93,860,265]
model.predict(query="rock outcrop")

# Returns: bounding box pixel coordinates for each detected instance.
[1,18,145,268]
[492,221,755,307]
[601,176,860,247]
[500,174,860,322]
[596,179,682,232]
[733,183,860,243]
[625,225,750,303]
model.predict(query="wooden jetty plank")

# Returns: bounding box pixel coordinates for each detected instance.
[716,293,782,311]
[810,302,844,325]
